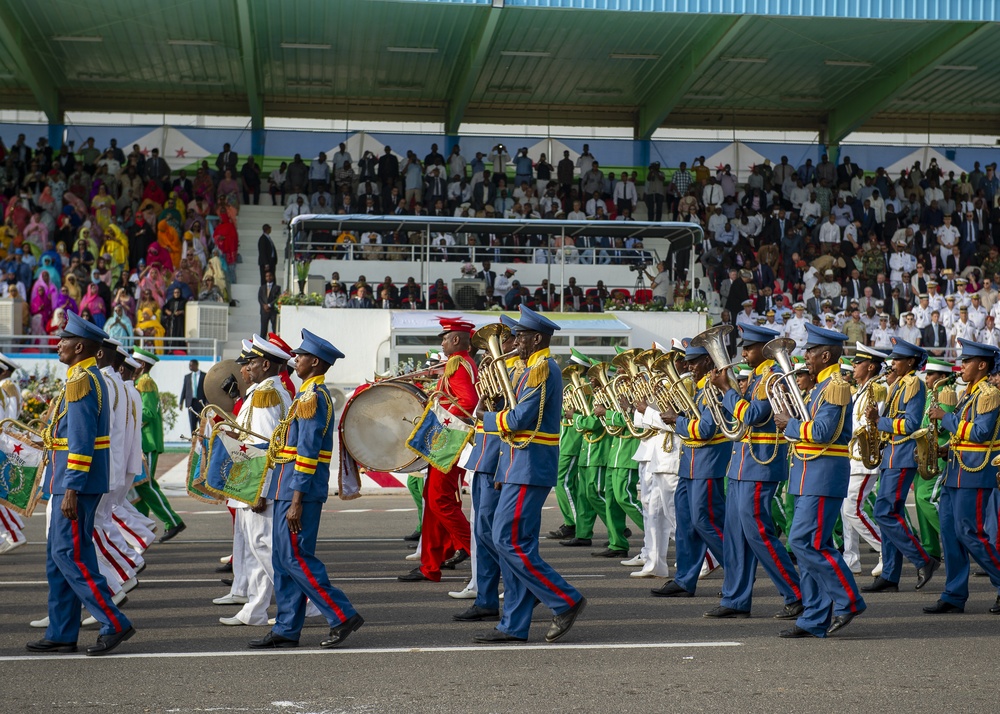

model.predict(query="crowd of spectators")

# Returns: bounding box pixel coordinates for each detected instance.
[0,132,243,351]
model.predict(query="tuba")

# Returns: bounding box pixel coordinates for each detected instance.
[650,350,698,418]
[848,376,887,469]
[587,362,624,436]
[690,325,748,440]
[761,337,811,443]
[471,323,519,411]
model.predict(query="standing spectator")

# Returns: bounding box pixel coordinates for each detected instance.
[613,174,637,216]
[268,161,287,206]
[377,146,400,196]
[332,142,352,172]
[216,143,239,175]
[179,359,207,434]
[644,162,665,221]
[403,152,423,207]
[240,156,261,205]
[308,152,330,195]
[259,270,280,334]
[258,223,278,285]
[163,287,187,341]
[144,148,171,190]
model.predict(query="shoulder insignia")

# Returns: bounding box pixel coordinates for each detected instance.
[901,374,919,401]
[66,369,93,402]
[753,376,768,401]
[870,382,888,403]
[526,358,550,388]
[975,383,1000,414]
[823,372,852,407]
[296,386,318,419]
[135,374,156,393]
[510,359,527,383]
[251,382,281,409]
[444,355,461,379]
[1,380,18,401]
[937,386,958,408]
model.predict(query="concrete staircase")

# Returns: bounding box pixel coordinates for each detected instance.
[223,204,288,358]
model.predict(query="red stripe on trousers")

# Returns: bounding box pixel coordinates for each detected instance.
[975,490,1000,572]
[706,478,724,544]
[93,529,128,582]
[104,532,137,569]
[856,474,880,542]
[512,485,576,608]
[891,468,929,564]
[815,496,860,614]
[112,514,149,549]
[753,482,801,600]
[290,530,347,623]
[72,518,122,631]
[0,507,21,543]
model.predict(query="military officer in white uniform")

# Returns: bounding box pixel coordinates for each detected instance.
[783,303,809,356]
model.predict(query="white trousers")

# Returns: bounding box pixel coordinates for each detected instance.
[842,471,882,572]
[637,470,679,577]
[112,489,157,553]
[105,479,147,566]
[228,507,250,599]
[233,505,273,625]
[93,493,137,586]
[635,461,652,561]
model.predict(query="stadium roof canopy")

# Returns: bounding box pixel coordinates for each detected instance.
[1,0,998,141]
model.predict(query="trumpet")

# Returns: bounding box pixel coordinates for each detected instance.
[562,364,592,417]
[691,325,748,440]
[471,323,519,411]
[586,362,624,436]
[650,350,698,418]
[761,337,810,443]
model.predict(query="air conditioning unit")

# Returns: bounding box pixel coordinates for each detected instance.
[0,299,21,336]
[451,279,486,310]
[186,301,229,342]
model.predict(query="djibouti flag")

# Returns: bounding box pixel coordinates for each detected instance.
[406,399,473,472]
[205,432,269,506]
[0,430,44,516]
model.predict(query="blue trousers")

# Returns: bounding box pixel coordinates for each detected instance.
[673,477,726,593]
[721,480,801,612]
[472,471,502,610]
[493,484,582,640]
[875,467,931,583]
[271,499,357,640]
[47,493,132,642]
[789,495,866,637]
[938,486,1000,608]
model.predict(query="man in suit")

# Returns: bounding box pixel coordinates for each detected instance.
[837,156,860,189]
[216,143,238,175]
[871,274,890,303]
[846,270,865,300]
[476,261,497,294]
[179,359,207,435]
[473,173,497,211]
[922,311,948,357]
[259,271,281,335]
[751,260,775,291]
[258,224,278,286]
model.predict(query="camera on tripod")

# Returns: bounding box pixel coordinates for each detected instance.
[629,261,650,273]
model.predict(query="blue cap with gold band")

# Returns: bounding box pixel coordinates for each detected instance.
[57,310,109,343]
[739,323,780,346]
[803,322,848,349]
[682,336,708,359]
[957,338,1000,373]
[292,328,345,366]
[499,314,518,330]
[515,305,560,336]
[887,336,927,371]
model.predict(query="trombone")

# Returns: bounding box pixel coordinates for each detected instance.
[471,323,519,410]
[690,325,748,440]
[761,337,811,443]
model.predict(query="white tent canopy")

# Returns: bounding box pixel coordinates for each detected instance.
[527,138,579,164]
[704,141,769,183]
[885,146,966,179]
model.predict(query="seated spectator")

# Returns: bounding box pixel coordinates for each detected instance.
[136,307,166,353]
[198,276,225,303]
[105,303,134,347]
[428,279,455,310]
[79,282,107,328]
[347,286,374,309]
[163,287,187,338]
[323,280,347,308]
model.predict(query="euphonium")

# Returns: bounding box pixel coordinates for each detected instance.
[586,362,624,436]
[562,364,592,417]
[471,323,519,411]
[691,325,748,440]
[610,349,653,438]
[650,350,698,418]
[848,376,887,469]
[761,337,811,443]
[633,348,663,402]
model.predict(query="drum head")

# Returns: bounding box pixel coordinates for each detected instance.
[341,382,428,472]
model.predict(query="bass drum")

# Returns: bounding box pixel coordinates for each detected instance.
[340,381,428,473]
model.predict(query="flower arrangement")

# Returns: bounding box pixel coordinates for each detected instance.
[460,262,477,277]
[277,291,324,307]
[16,365,64,424]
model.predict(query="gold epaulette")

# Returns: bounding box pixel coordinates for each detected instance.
[823,372,852,406]
[938,386,958,407]
[135,374,156,393]
[527,359,549,388]
[251,382,281,409]
[1,380,18,401]
[901,374,920,401]
[975,383,1000,413]
[753,376,768,401]
[510,359,526,383]
[66,369,92,402]
[870,382,888,403]
[296,385,317,419]
[444,355,461,379]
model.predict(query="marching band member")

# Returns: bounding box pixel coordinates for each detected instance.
[843,344,887,577]
[704,324,803,620]
[0,353,27,554]
[592,395,643,559]
[475,306,586,643]
[915,358,958,565]
[219,335,294,627]
[548,349,591,542]
[652,339,729,598]
[399,317,478,582]
[27,312,135,656]
[631,396,680,578]
[773,322,865,638]
[622,391,656,572]
[453,316,520,622]
[562,368,611,549]
[862,338,939,593]
[250,329,364,649]
[925,339,1000,615]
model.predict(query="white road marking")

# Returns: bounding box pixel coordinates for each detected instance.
[1,574,607,586]
[0,640,742,662]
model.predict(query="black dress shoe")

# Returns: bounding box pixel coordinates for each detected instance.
[990,596,1000,614]
[159,523,187,543]
[778,625,818,638]
[221,578,234,586]
[773,600,804,620]
[26,639,77,653]
[827,610,863,635]
[915,558,940,590]
[473,629,527,643]
[136,563,146,575]
[923,599,964,614]
[397,567,435,582]
[624,528,633,538]
[703,605,750,619]
[861,576,899,593]
[651,581,693,598]
[453,605,500,622]
[441,549,469,570]
[546,597,587,642]
[973,568,988,577]
[249,631,299,649]
[559,538,592,547]
[403,530,421,542]
[548,524,576,539]
[216,562,233,574]
[86,626,135,656]
[320,614,364,649]
[591,548,628,558]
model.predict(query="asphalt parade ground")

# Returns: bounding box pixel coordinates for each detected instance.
[2,491,999,714]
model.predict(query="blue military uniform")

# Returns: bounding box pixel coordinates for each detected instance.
[482,307,584,641]
[783,323,865,637]
[872,337,934,586]
[934,339,1000,611]
[40,313,132,648]
[262,329,360,646]
[717,325,801,614]
[666,340,730,595]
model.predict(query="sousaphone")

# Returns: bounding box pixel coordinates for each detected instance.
[204,359,249,414]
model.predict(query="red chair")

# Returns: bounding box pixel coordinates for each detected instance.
[611,288,631,301]
[585,288,599,298]
[634,289,653,304]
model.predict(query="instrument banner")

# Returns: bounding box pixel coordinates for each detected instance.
[0,430,44,516]
[406,399,473,472]
[186,419,221,504]
[205,433,269,506]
